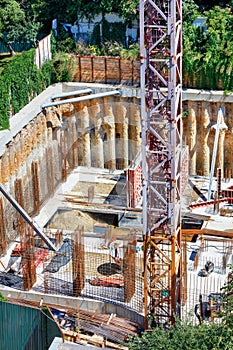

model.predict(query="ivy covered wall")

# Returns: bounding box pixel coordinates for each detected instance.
[0,50,49,130]
[0,49,75,131]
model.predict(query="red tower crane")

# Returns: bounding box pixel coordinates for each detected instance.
[140,0,183,326]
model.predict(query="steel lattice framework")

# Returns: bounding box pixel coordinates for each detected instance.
[140,0,183,326]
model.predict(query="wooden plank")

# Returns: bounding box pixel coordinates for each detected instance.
[182,229,233,238]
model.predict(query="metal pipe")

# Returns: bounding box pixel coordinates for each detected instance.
[0,184,57,251]
[50,88,93,101]
[41,90,121,109]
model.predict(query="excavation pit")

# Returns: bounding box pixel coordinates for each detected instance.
[44,208,143,236]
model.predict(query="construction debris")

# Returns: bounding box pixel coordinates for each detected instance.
[51,308,141,345]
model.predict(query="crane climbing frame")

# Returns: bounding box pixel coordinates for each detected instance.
[140,0,183,326]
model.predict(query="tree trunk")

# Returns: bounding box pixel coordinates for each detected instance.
[0,37,15,56]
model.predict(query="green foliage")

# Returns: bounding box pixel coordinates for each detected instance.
[195,0,232,12]
[183,2,233,91]
[100,41,126,57]
[127,320,233,350]
[221,265,233,326]
[55,36,77,54]
[182,110,189,118]
[0,293,7,302]
[0,48,74,130]
[48,52,76,83]
[0,0,40,55]
[120,43,139,60]
[117,0,138,23]
[53,34,139,60]
[17,0,139,35]
[2,50,43,114]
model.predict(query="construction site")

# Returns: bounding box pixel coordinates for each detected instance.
[0,1,233,349]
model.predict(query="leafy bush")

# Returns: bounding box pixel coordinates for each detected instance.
[127,320,233,350]
[48,52,76,83]
[67,39,139,60]
[0,49,75,130]
[0,49,45,129]
[183,3,233,91]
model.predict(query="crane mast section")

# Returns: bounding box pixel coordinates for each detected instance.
[140,0,183,325]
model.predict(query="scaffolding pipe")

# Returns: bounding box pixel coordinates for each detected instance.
[0,184,57,251]
[41,90,121,109]
[50,88,93,101]
[207,107,223,201]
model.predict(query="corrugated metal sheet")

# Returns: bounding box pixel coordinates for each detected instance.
[0,301,62,350]
[0,41,32,54]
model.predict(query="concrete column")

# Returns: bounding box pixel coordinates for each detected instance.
[102,99,116,170]
[24,124,34,158]
[129,100,141,165]
[209,104,228,179]
[71,116,79,169]
[217,129,226,178]
[8,143,16,178]
[195,102,210,176]
[115,100,128,169]
[224,131,232,179]
[35,115,43,150]
[0,158,2,183]
[201,103,211,176]
[216,110,228,178]
[14,133,23,171]
[41,114,48,147]
[1,148,10,183]
[63,116,77,170]
[224,103,233,178]
[94,121,105,168]
[60,103,74,118]
[186,101,197,175]
[80,105,91,167]
[89,101,104,168]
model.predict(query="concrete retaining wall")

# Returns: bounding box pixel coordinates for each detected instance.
[0,82,232,257]
[0,83,141,254]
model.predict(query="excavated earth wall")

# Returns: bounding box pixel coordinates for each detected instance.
[0,83,141,253]
[183,90,233,179]
[0,83,233,254]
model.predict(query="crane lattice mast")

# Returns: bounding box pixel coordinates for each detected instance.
[140,0,183,326]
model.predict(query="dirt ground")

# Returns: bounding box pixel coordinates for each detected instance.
[72,181,116,197]
[47,210,96,231]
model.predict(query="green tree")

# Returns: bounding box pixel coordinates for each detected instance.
[19,0,139,34]
[183,2,233,91]
[0,0,40,55]
[194,0,232,12]
[0,0,25,55]
[204,5,233,90]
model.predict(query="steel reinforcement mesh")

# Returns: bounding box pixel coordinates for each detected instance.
[181,237,232,324]
[32,230,144,314]
[1,225,231,324]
